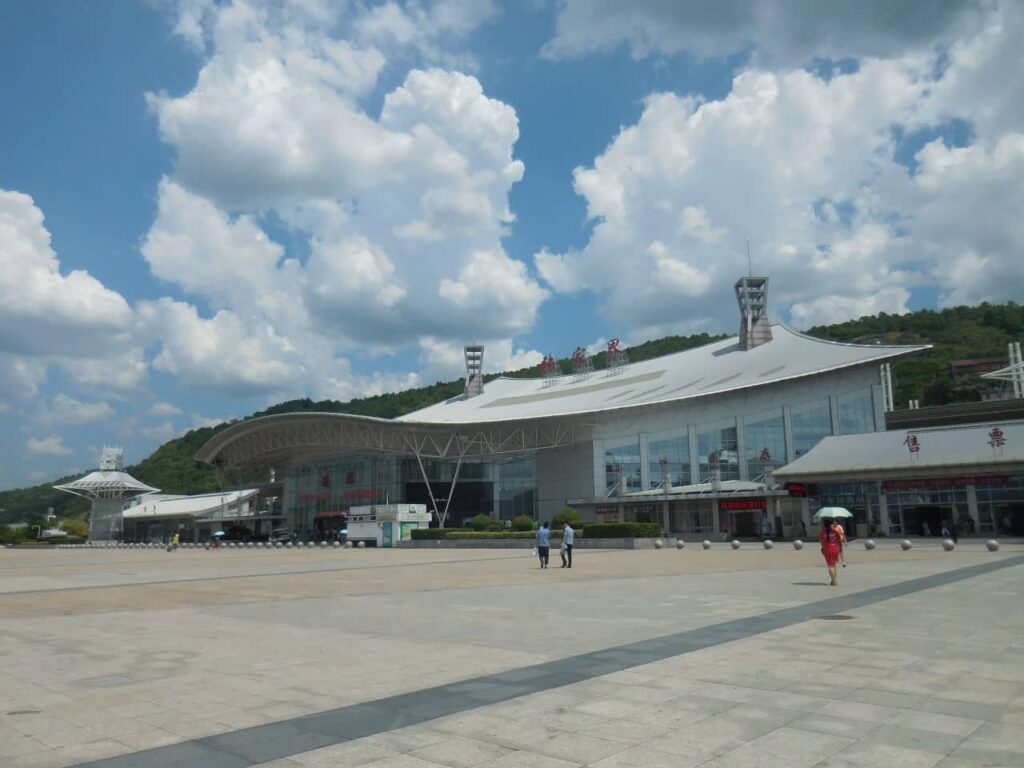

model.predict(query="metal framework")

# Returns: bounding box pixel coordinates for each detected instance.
[196,412,593,527]
[196,412,593,472]
[982,342,1024,397]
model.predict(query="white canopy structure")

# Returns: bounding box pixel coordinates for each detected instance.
[54,471,159,500]
[54,448,160,541]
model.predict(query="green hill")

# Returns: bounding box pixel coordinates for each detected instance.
[2,302,1020,524]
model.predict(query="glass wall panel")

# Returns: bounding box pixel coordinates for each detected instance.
[496,453,538,520]
[605,439,642,495]
[669,500,713,534]
[791,399,832,457]
[648,433,690,489]
[697,423,739,482]
[837,390,875,435]
[744,412,786,480]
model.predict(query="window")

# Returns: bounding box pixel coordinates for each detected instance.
[648,433,690,489]
[697,423,739,482]
[838,390,875,435]
[605,440,642,495]
[744,412,785,480]
[791,399,832,457]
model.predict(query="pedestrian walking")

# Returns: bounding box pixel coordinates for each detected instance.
[819,518,842,586]
[171,532,180,551]
[536,522,550,569]
[834,519,847,567]
[562,521,574,568]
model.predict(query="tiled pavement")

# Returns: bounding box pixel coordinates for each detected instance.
[1,541,1022,767]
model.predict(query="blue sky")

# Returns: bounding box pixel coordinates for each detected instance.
[1,0,1022,489]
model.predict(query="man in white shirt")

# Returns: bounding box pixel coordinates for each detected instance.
[562,522,575,568]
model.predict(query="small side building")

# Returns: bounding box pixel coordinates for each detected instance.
[773,420,1024,537]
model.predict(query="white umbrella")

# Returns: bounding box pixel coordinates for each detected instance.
[814,507,853,520]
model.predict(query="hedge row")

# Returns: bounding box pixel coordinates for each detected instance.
[410,528,465,540]
[411,522,663,540]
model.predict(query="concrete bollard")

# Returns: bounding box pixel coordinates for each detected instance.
[332,540,340,547]
[901,540,912,551]
[345,541,353,548]
[986,539,1000,552]
[864,539,876,550]
[763,540,774,550]
[731,540,741,550]
[676,540,684,550]
[654,540,664,549]
[702,540,711,550]
[942,539,956,551]
[356,541,366,548]
[793,539,803,550]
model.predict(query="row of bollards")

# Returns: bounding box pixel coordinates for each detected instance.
[55,540,367,550]
[650,538,1002,552]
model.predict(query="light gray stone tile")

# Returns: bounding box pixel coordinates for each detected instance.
[831,740,946,768]
[588,745,703,768]
[409,735,514,768]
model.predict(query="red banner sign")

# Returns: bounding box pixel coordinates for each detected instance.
[719,499,767,511]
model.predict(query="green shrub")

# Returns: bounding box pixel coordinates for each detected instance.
[510,515,534,531]
[581,523,661,539]
[444,531,536,539]
[551,508,584,528]
[468,514,493,532]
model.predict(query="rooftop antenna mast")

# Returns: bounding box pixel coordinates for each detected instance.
[746,239,752,277]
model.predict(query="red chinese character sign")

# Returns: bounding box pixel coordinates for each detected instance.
[606,337,630,374]
[988,426,1006,455]
[540,354,560,387]
[903,433,921,455]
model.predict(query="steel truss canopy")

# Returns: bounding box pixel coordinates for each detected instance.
[54,470,159,500]
[195,412,594,471]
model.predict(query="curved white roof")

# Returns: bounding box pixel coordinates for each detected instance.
[124,490,258,519]
[400,325,929,424]
[54,471,159,500]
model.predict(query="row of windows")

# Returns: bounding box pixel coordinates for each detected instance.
[604,391,874,493]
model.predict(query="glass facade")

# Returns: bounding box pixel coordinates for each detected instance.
[698,424,739,482]
[977,475,1024,535]
[813,481,881,535]
[285,452,538,534]
[791,399,832,458]
[648,433,690,489]
[669,499,714,534]
[744,413,786,480]
[605,440,642,495]
[837,390,875,435]
[883,485,969,536]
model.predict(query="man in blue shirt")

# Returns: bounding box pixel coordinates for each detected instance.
[562,522,575,568]
[536,522,550,569]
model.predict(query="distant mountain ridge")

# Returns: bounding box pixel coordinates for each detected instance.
[2,302,1021,524]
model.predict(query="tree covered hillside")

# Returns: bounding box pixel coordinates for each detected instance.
[2,302,1020,524]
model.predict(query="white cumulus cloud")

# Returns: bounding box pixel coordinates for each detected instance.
[26,434,73,456]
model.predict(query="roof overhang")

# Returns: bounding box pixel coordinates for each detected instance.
[196,411,595,471]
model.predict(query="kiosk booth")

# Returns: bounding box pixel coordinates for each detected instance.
[346,504,430,547]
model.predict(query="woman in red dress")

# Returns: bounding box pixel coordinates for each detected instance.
[819,518,842,586]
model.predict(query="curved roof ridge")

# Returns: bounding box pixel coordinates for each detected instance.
[774,322,933,351]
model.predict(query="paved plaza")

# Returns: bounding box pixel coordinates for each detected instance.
[1,540,1023,768]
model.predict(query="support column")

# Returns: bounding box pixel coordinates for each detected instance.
[735,416,747,481]
[688,427,700,486]
[829,394,841,435]
[879,493,891,536]
[639,433,650,490]
[414,451,442,525]
[782,406,795,464]
[966,484,979,535]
